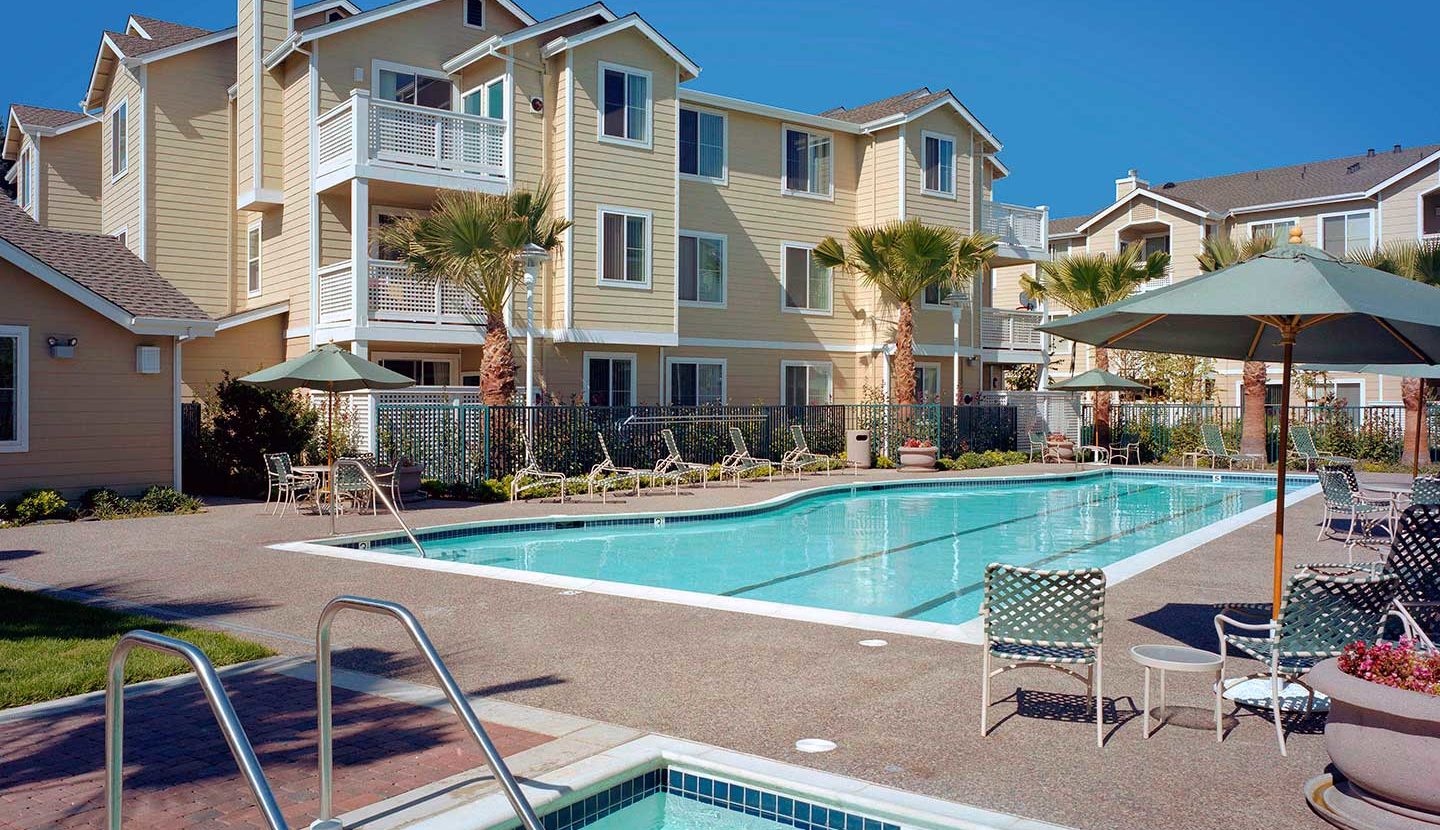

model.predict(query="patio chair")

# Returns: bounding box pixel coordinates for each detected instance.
[263,452,315,516]
[654,429,710,489]
[781,425,838,477]
[511,432,568,502]
[1027,431,1062,464]
[1412,475,1440,506]
[1200,423,1261,469]
[1316,466,1394,544]
[980,563,1107,747]
[1288,425,1355,471]
[584,433,642,502]
[1214,569,1398,755]
[352,456,403,512]
[318,457,374,515]
[719,427,775,487]
[1107,439,1140,465]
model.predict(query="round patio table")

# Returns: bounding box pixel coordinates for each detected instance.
[1129,644,1223,740]
[292,465,331,512]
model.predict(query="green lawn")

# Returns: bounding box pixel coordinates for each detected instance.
[0,587,276,709]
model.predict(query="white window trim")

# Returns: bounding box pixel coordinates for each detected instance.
[596,61,653,150]
[462,0,485,30]
[370,59,458,109]
[678,105,727,185]
[920,284,951,310]
[1317,208,1375,256]
[110,98,130,183]
[460,370,483,387]
[461,74,508,119]
[779,242,833,316]
[1245,216,1300,238]
[111,226,129,250]
[919,130,957,199]
[0,324,28,453]
[1236,377,1367,407]
[779,359,834,405]
[246,220,263,297]
[373,351,462,387]
[596,205,653,289]
[664,356,727,405]
[583,351,638,406]
[1418,185,1440,240]
[678,229,726,308]
[914,361,942,402]
[779,123,835,201]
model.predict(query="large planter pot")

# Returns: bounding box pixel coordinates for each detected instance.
[1307,657,1440,816]
[898,446,938,471]
[394,463,424,495]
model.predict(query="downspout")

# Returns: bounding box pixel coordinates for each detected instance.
[226,93,237,315]
[173,330,192,490]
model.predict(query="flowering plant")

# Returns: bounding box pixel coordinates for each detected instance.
[1337,638,1440,696]
[901,438,935,449]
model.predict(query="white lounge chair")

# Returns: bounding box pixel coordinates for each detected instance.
[655,429,710,489]
[781,425,838,477]
[585,433,641,502]
[719,427,774,487]
[510,432,568,502]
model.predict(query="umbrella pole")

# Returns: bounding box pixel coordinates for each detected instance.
[1414,378,1426,479]
[329,384,337,535]
[1271,341,1294,618]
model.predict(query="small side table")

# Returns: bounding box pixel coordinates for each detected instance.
[1077,445,1110,464]
[1130,644,1224,740]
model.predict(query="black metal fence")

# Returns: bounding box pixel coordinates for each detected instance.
[375,403,1017,483]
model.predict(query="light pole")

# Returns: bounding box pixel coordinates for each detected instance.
[944,282,972,405]
[520,243,548,406]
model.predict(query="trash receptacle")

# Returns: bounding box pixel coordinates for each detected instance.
[846,430,872,469]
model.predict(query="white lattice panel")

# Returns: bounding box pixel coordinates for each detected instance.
[982,200,1046,250]
[367,99,505,177]
[369,260,439,320]
[317,262,353,323]
[315,102,354,174]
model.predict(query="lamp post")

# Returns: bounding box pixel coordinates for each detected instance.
[944,283,972,405]
[520,243,548,406]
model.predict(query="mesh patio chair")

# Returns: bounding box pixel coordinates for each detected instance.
[781,425,838,478]
[1411,475,1440,506]
[1027,431,1062,464]
[353,455,403,512]
[654,429,710,489]
[1316,466,1394,544]
[584,433,642,502]
[1288,425,1355,471]
[318,457,374,515]
[718,427,775,487]
[1214,570,1399,755]
[510,432,568,502]
[263,452,314,516]
[1200,423,1261,469]
[980,563,1107,747]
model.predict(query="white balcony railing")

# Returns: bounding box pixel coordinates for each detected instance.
[317,261,354,324]
[316,89,507,182]
[981,308,1044,351]
[368,259,484,324]
[981,200,1047,253]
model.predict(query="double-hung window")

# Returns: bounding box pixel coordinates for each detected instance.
[922,131,955,196]
[782,126,832,198]
[110,100,128,179]
[463,77,505,119]
[923,283,950,306]
[679,107,725,181]
[600,63,649,145]
[246,223,262,296]
[1321,211,1373,257]
[1249,219,1295,241]
[782,244,831,313]
[586,353,635,406]
[378,357,454,386]
[376,64,452,110]
[0,325,27,452]
[599,208,649,285]
[669,359,725,406]
[782,361,833,406]
[914,365,941,403]
[679,232,725,305]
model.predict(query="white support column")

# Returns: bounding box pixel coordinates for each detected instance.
[351,177,369,334]
[173,336,185,490]
[951,305,961,405]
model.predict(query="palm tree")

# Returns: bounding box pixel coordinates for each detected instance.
[1196,232,1277,457]
[813,219,995,405]
[376,185,569,405]
[1021,245,1170,445]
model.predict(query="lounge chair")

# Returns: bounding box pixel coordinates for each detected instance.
[719,427,775,487]
[510,432,568,502]
[1200,423,1261,469]
[1288,425,1355,471]
[263,452,315,515]
[655,429,710,489]
[1027,431,1062,464]
[584,433,642,502]
[781,425,839,477]
[980,563,1107,747]
[1316,465,1394,544]
[1214,569,1398,755]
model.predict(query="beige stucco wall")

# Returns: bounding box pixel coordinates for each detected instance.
[37,125,101,234]
[0,263,175,500]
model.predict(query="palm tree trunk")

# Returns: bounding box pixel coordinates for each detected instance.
[893,301,917,405]
[480,314,517,406]
[1093,347,1111,447]
[1402,377,1429,470]
[1240,360,1268,457]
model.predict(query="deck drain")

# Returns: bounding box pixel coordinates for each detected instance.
[794,738,837,753]
[858,639,888,648]
[558,590,582,596]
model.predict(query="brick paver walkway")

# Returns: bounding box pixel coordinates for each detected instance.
[0,667,552,829]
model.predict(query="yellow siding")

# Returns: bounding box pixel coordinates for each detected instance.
[38,125,101,234]
[903,108,974,231]
[181,315,286,401]
[1377,161,1440,242]
[547,54,568,329]
[100,64,143,254]
[236,0,257,197]
[247,57,315,328]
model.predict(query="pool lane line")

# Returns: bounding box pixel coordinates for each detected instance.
[893,491,1235,620]
[718,482,1161,599]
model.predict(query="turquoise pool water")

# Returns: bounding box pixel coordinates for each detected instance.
[586,793,786,830]
[365,473,1279,625]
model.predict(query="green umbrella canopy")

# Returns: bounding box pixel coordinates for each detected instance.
[1048,368,1148,392]
[1298,363,1440,378]
[238,344,415,392]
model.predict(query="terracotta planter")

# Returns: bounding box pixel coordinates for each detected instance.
[898,446,938,470]
[1307,657,1440,816]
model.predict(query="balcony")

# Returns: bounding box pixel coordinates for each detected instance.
[981,308,1044,361]
[315,90,508,192]
[981,200,1048,263]
[316,259,484,331]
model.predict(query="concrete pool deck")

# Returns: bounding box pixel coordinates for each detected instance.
[0,463,1403,830]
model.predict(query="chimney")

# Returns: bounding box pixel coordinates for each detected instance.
[1394,144,1403,154]
[236,0,290,209]
[1367,148,1376,157]
[1115,168,1148,201]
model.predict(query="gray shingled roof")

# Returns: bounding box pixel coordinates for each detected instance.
[1052,143,1440,234]
[10,105,93,130]
[0,197,209,322]
[820,87,952,124]
[108,16,212,57]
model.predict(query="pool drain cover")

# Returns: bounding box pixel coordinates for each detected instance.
[795,738,837,753]
[858,639,888,647]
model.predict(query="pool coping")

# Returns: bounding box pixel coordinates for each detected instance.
[271,468,1319,646]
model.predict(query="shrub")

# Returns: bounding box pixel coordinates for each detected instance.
[139,486,204,514]
[190,372,320,496]
[81,488,140,520]
[1338,638,1440,696]
[12,490,71,524]
[940,450,1027,471]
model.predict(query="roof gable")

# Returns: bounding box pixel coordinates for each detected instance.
[4,105,96,159]
[540,13,701,80]
[1073,187,1215,234]
[821,86,1000,150]
[444,2,616,73]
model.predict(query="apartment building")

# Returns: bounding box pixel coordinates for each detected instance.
[998,144,1440,404]
[4,0,1049,440]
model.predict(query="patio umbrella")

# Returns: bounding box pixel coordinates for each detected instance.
[1038,227,1440,615]
[1299,363,1440,477]
[239,344,414,526]
[1048,368,1148,392]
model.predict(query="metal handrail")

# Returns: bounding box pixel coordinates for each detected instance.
[334,458,427,558]
[106,631,289,830]
[314,596,542,830]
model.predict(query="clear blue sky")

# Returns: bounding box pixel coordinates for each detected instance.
[7,0,1438,218]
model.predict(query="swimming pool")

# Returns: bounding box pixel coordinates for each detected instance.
[299,470,1304,637]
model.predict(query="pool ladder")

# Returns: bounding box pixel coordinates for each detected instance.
[105,596,541,830]
[333,459,428,558]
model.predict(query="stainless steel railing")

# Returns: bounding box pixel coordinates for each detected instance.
[106,631,289,830]
[314,596,542,830]
[334,458,427,558]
